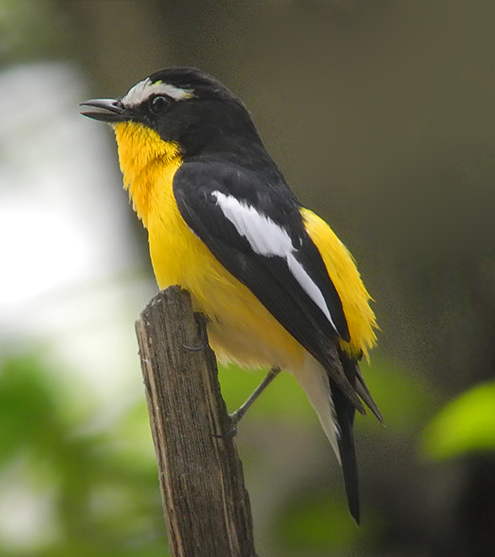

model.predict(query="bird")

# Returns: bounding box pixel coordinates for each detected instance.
[80,67,381,523]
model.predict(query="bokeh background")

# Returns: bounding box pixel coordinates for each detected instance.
[1,1,495,555]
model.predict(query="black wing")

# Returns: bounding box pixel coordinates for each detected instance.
[173,160,365,412]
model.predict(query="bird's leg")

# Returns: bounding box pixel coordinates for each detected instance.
[227,367,281,434]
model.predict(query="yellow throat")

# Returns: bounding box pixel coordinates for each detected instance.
[113,121,182,226]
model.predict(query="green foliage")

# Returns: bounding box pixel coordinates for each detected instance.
[219,364,315,422]
[0,0,72,65]
[422,381,495,460]
[0,349,431,556]
[0,351,168,557]
[356,358,437,434]
[274,488,358,555]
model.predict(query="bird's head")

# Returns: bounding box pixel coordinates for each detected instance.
[80,67,260,158]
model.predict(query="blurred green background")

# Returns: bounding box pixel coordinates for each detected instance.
[1,0,495,555]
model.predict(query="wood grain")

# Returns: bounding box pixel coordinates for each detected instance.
[136,286,256,557]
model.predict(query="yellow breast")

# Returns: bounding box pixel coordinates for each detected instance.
[113,121,182,226]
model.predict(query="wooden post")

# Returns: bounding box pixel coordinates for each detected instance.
[135,286,256,557]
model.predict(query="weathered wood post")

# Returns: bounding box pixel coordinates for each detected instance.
[135,286,256,557]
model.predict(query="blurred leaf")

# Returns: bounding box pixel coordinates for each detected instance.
[273,486,361,556]
[219,365,315,422]
[0,0,71,64]
[353,358,437,434]
[0,352,61,463]
[0,351,168,556]
[422,381,495,460]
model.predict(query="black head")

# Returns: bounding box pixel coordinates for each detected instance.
[80,67,261,156]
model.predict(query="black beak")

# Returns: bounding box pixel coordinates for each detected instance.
[80,98,130,123]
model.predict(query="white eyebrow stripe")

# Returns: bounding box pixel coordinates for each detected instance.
[122,78,194,106]
[212,191,339,334]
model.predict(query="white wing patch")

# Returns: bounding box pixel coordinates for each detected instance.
[213,191,292,256]
[212,191,339,334]
[122,78,194,107]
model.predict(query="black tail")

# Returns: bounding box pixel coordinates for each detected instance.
[330,351,360,524]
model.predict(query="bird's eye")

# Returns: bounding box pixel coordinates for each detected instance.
[149,95,169,113]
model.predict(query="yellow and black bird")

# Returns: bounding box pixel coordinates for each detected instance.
[81,67,381,523]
